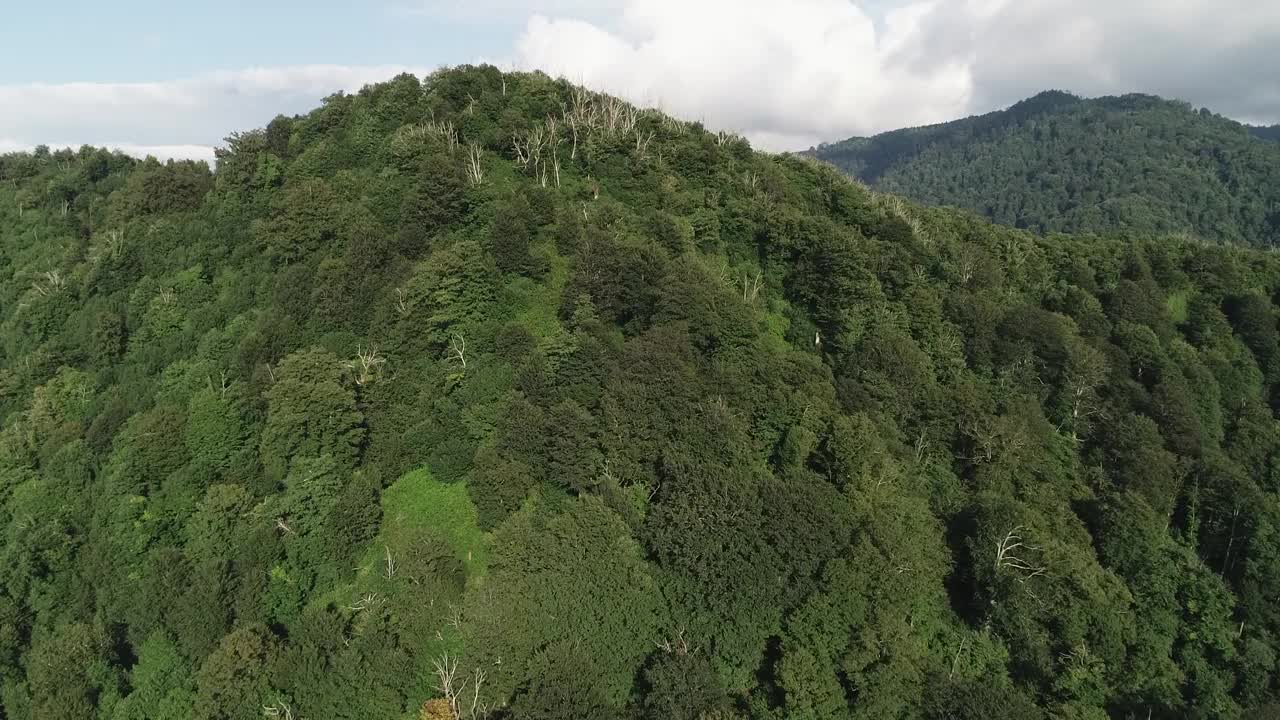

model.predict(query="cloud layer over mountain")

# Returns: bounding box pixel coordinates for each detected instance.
[2,0,1277,158]
[512,0,1280,149]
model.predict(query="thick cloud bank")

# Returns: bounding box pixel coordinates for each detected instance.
[3,1,1278,157]
[513,0,1280,149]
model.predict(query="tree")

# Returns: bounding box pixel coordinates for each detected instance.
[1098,412,1185,515]
[193,626,280,720]
[490,193,545,277]
[259,348,366,480]
[111,632,197,720]
[398,151,470,258]
[26,622,123,720]
[185,386,254,479]
[254,179,343,265]
[465,497,662,712]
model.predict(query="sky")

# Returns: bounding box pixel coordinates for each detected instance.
[2,0,1279,160]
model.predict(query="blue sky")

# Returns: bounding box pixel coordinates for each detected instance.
[1,0,1277,159]
[0,1,517,84]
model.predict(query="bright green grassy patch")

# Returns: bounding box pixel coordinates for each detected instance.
[335,469,491,717]
[510,247,571,345]
[316,468,491,613]
[760,298,795,354]
[373,467,490,583]
[1167,289,1191,323]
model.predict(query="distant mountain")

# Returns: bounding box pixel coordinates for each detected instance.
[1251,124,1280,142]
[809,91,1280,246]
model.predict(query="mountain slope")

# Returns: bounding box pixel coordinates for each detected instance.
[2,67,1280,719]
[810,91,1280,246]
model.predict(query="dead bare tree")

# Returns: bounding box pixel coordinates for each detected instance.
[655,627,690,656]
[948,635,969,680]
[446,604,464,630]
[430,653,490,720]
[466,144,485,186]
[262,701,294,720]
[563,101,582,159]
[1221,504,1243,575]
[399,119,461,153]
[208,370,232,396]
[30,270,66,297]
[384,545,396,580]
[634,130,655,159]
[89,229,121,266]
[345,346,387,386]
[449,334,467,371]
[994,526,1047,587]
[394,288,411,317]
[715,130,740,147]
[741,271,763,304]
[913,431,929,464]
[466,669,488,720]
[431,654,462,717]
[960,415,1028,465]
[346,591,382,612]
[1058,346,1107,443]
[512,133,531,168]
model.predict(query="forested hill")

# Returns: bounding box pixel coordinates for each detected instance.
[808,91,1280,247]
[1252,124,1280,142]
[3,66,1280,720]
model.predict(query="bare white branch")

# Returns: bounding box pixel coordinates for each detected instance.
[449,334,467,371]
[466,143,485,185]
[994,526,1047,587]
[344,346,387,386]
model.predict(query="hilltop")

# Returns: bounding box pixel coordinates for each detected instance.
[2,67,1280,719]
[809,91,1280,246]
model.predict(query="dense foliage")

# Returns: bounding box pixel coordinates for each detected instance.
[3,66,1280,719]
[810,91,1280,247]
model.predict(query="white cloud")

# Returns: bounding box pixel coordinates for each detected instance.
[5,2,1278,160]
[913,0,1280,119]
[511,0,1280,150]
[514,0,972,150]
[0,64,433,161]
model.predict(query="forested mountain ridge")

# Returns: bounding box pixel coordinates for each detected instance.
[2,66,1280,719]
[808,90,1280,247]
[1252,124,1280,143]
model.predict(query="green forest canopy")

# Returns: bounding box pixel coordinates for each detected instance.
[809,90,1280,248]
[2,66,1280,719]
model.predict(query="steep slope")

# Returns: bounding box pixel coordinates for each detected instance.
[2,67,1280,719]
[810,91,1280,246]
